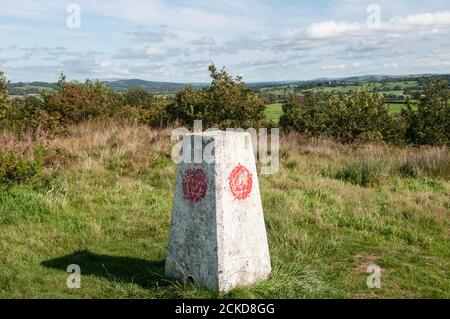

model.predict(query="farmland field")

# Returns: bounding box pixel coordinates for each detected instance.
[266,103,283,123]
[259,81,419,97]
[0,121,448,298]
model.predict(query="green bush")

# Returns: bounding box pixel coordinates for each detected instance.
[280,89,403,143]
[6,96,54,133]
[1,72,171,133]
[118,88,169,127]
[0,71,11,126]
[0,147,47,186]
[40,77,123,130]
[402,77,450,146]
[167,64,267,129]
[123,87,155,109]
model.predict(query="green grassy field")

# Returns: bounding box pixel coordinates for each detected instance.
[385,103,407,113]
[0,122,449,298]
[266,103,283,123]
[260,81,418,97]
[304,81,417,94]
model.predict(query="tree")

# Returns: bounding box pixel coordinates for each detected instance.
[0,71,11,127]
[7,96,42,132]
[123,87,155,109]
[119,87,168,127]
[280,89,403,143]
[42,79,123,127]
[56,71,67,93]
[166,64,267,129]
[402,77,450,145]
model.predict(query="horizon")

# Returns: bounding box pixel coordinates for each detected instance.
[7,72,450,85]
[1,1,450,82]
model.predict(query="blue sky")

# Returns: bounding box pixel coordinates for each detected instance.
[1,0,450,82]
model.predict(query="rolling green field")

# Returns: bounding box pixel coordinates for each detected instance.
[1,122,449,298]
[385,103,409,113]
[304,81,418,94]
[266,103,283,123]
[260,81,418,97]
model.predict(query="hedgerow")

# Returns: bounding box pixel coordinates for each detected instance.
[280,89,404,143]
[1,67,448,146]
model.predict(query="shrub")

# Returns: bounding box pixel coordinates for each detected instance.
[0,71,11,127]
[280,89,402,143]
[1,71,172,133]
[0,128,62,186]
[0,147,47,186]
[167,64,267,129]
[6,96,57,133]
[280,95,327,135]
[118,88,169,127]
[402,77,450,146]
[123,87,155,109]
[41,77,123,130]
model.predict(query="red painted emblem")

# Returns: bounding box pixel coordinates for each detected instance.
[228,164,253,200]
[182,168,208,204]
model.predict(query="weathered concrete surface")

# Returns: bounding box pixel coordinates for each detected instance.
[165,131,271,292]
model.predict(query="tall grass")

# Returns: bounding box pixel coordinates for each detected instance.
[335,154,386,187]
[282,134,450,186]
[0,128,50,186]
[334,150,388,187]
[398,147,450,179]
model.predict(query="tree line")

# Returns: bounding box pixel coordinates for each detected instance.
[1,66,449,146]
[280,77,449,145]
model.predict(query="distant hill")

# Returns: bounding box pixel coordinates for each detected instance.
[103,79,207,92]
[7,81,57,95]
[7,74,450,96]
[7,79,207,95]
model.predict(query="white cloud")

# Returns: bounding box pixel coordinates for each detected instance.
[144,47,167,57]
[305,21,361,39]
[191,36,216,46]
[279,28,301,40]
[383,62,399,69]
[416,52,450,66]
[84,0,262,31]
[99,60,112,68]
[320,64,347,71]
[127,26,177,43]
[391,11,450,27]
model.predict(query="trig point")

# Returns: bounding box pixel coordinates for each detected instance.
[165,131,272,292]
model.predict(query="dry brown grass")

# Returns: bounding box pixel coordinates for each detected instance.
[3,121,448,183]
[280,132,450,182]
[48,120,172,175]
[280,133,343,158]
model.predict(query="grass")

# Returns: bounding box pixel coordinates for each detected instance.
[0,122,449,298]
[266,103,283,123]
[384,102,419,113]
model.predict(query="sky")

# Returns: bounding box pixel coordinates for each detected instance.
[1,0,450,83]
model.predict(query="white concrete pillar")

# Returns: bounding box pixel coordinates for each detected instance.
[165,131,271,292]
